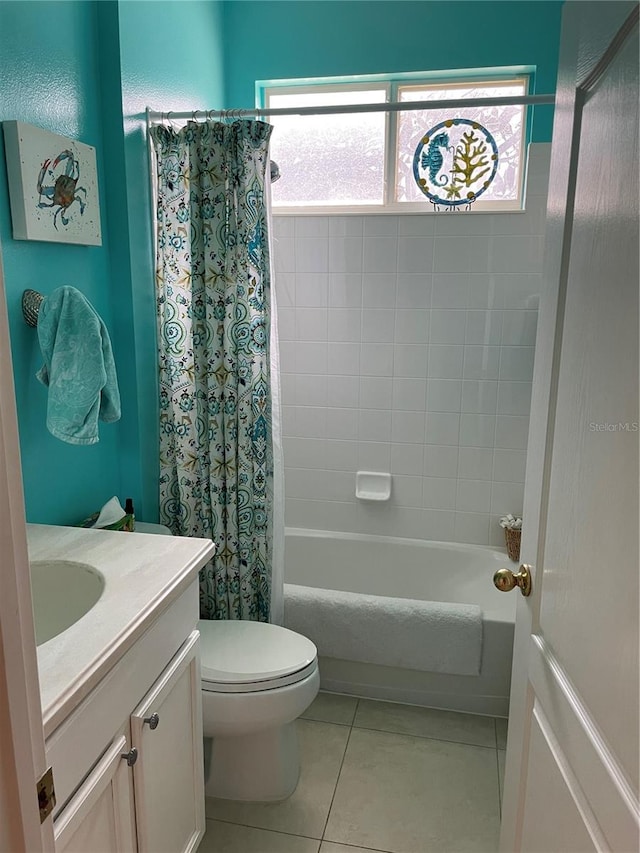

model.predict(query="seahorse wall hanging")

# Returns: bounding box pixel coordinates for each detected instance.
[413,118,498,211]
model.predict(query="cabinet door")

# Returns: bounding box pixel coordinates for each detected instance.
[53,732,136,853]
[131,630,205,853]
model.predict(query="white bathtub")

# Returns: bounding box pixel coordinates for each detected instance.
[284,528,516,717]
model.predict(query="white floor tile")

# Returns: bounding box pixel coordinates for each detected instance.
[320,842,388,853]
[325,727,500,853]
[354,699,497,748]
[206,720,349,839]
[199,819,320,852]
[301,691,359,726]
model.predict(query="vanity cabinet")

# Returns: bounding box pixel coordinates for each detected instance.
[46,583,206,853]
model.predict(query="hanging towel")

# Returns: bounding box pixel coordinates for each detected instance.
[36,286,121,445]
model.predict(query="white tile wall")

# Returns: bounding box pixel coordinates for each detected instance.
[273,143,550,547]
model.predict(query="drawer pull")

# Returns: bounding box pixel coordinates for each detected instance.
[121,747,138,767]
[143,713,160,730]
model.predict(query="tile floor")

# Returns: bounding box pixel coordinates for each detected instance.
[200,693,508,853]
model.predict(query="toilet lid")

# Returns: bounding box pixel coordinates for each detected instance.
[198,620,317,687]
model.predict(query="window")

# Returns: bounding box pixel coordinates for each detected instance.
[262,73,530,213]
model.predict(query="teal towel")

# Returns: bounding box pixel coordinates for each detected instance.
[36,286,121,445]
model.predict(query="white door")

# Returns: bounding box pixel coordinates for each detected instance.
[0,243,54,850]
[500,3,639,851]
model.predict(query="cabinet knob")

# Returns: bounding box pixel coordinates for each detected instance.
[143,713,160,730]
[121,747,138,767]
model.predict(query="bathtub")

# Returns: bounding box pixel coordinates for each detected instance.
[284,528,516,717]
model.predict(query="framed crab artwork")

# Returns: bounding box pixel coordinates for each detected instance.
[2,121,102,245]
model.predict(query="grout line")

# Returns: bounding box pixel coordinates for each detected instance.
[496,747,503,819]
[350,722,498,751]
[320,719,354,841]
[205,815,322,842]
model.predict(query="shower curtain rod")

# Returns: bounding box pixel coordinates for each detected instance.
[146,93,555,124]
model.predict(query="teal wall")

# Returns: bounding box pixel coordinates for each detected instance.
[0,0,561,526]
[222,0,563,141]
[0,1,122,524]
[0,0,225,525]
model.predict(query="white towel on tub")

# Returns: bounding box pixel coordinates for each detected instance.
[284,583,482,677]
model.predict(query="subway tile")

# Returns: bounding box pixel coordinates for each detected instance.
[359,377,393,410]
[456,479,492,513]
[499,346,536,381]
[362,274,396,308]
[398,215,435,236]
[429,309,466,344]
[357,441,392,471]
[295,237,329,273]
[363,237,398,273]
[297,273,329,307]
[392,377,427,411]
[395,309,430,344]
[360,343,394,376]
[326,407,359,441]
[425,412,460,446]
[328,308,361,343]
[393,475,423,508]
[426,379,462,412]
[363,215,399,237]
[329,237,363,273]
[391,443,424,475]
[461,380,498,414]
[432,274,469,309]
[329,273,362,308]
[327,375,359,408]
[493,449,527,483]
[326,439,359,472]
[329,216,364,237]
[393,344,429,378]
[396,274,432,309]
[422,477,457,510]
[423,445,459,478]
[465,310,503,345]
[295,216,329,237]
[501,310,538,346]
[358,409,392,442]
[495,415,530,451]
[458,446,494,480]
[294,374,328,407]
[362,309,395,343]
[497,381,532,416]
[327,343,360,376]
[295,308,328,341]
[463,345,500,380]
[391,410,426,444]
[429,345,464,379]
[454,512,490,545]
[397,236,434,273]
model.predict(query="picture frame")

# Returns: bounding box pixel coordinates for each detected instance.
[2,121,102,246]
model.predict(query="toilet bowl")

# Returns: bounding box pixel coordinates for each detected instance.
[198,619,319,802]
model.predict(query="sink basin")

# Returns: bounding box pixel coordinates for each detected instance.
[30,560,105,646]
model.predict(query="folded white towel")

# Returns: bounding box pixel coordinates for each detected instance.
[284,583,483,677]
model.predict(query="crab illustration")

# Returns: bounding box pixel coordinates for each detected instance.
[36,149,87,230]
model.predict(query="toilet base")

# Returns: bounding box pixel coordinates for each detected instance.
[205,721,300,802]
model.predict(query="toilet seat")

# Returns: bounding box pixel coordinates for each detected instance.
[198,619,318,694]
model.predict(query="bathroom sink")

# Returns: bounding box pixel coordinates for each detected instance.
[30,560,105,646]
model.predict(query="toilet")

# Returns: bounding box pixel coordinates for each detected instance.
[136,522,319,801]
[198,619,319,801]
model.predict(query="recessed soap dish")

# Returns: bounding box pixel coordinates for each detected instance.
[356,471,392,501]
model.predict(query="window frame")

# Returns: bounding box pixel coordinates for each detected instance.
[261,72,532,215]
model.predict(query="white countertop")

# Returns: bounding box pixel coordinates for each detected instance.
[27,524,215,737]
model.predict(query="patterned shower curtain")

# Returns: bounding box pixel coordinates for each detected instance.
[150,120,274,621]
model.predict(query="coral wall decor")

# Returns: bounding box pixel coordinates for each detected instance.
[3,121,102,245]
[413,118,498,211]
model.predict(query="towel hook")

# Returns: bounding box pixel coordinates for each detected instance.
[22,289,44,327]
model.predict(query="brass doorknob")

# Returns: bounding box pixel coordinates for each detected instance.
[493,564,532,597]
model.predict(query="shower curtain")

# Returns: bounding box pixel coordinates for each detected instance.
[150,119,284,623]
